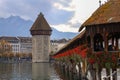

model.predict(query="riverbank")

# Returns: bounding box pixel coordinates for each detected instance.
[0,58,32,63]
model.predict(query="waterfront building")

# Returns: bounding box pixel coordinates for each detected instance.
[0,36,20,54]
[0,35,69,59]
[18,37,32,54]
[50,39,69,55]
[0,36,32,55]
[30,13,52,62]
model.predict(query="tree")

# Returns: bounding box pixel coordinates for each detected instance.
[0,40,12,53]
[0,40,12,60]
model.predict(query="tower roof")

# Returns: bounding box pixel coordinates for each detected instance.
[79,0,120,31]
[30,13,52,31]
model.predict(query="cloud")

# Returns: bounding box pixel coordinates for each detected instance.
[69,0,107,24]
[0,0,76,32]
[0,0,107,33]
[0,0,53,20]
[51,0,80,32]
[51,24,79,32]
[51,0,107,32]
[0,0,4,5]
[53,1,75,11]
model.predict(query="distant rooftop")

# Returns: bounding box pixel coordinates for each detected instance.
[51,38,70,43]
[17,37,32,43]
[0,36,19,43]
[0,36,32,43]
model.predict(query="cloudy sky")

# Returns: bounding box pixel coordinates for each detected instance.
[0,0,107,32]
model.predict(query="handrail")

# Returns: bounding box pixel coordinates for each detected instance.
[103,69,120,80]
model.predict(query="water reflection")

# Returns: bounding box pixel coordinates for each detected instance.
[0,63,32,80]
[0,63,60,80]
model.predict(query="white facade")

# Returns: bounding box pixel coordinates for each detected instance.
[10,43,20,53]
[57,43,67,51]
[50,42,58,53]
[18,37,32,54]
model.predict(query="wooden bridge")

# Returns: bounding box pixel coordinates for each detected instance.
[52,0,120,80]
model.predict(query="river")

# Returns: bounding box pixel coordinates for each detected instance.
[0,62,60,80]
[0,62,119,80]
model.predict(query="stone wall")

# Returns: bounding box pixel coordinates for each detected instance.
[32,35,50,62]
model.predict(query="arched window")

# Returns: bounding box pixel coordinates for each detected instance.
[94,33,104,51]
[108,32,120,51]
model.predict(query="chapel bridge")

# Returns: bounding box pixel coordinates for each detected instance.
[52,0,120,80]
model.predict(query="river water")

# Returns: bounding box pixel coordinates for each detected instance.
[0,62,120,80]
[0,62,60,80]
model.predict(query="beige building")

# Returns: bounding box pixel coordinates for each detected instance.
[30,13,52,62]
[0,36,69,58]
[50,39,69,55]
[0,36,32,54]
[18,37,32,54]
[0,36,20,54]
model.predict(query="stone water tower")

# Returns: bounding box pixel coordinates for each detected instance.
[30,13,52,62]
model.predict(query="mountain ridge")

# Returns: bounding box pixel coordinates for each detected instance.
[0,16,78,39]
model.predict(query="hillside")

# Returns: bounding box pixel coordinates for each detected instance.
[0,16,78,39]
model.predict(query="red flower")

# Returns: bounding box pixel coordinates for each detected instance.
[88,58,95,64]
[112,56,116,62]
[79,48,88,58]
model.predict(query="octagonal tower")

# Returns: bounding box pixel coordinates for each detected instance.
[30,13,52,62]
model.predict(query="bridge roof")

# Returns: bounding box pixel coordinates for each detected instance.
[79,0,120,31]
